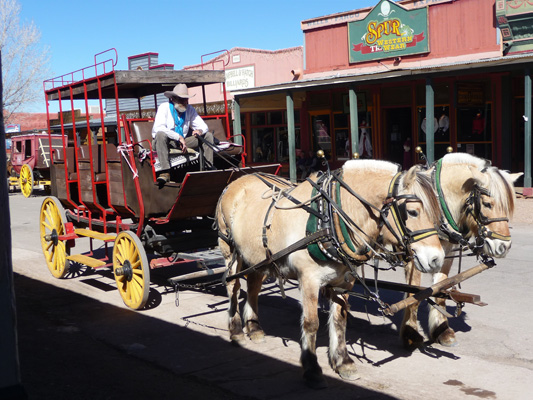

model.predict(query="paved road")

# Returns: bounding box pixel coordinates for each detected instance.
[9,192,533,399]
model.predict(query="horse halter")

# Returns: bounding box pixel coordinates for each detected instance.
[464,184,511,242]
[433,158,510,246]
[381,172,439,250]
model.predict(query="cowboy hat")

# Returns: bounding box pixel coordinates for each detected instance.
[164,83,195,99]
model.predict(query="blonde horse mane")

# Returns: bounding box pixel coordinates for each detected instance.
[441,153,515,216]
[342,160,440,224]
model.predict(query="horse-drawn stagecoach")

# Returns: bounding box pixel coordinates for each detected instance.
[39,50,521,387]
[9,132,63,197]
[39,50,279,310]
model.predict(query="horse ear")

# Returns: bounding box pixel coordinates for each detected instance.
[403,165,419,188]
[506,172,523,184]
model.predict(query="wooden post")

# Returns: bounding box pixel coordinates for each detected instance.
[425,77,435,163]
[524,69,532,190]
[349,86,359,156]
[232,98,243,145]
[286,91,296,183]
[0,51,25,397]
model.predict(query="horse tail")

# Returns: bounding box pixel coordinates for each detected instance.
[215,185,232,245]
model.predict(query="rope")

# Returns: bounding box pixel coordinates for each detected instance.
[116,144,139,179]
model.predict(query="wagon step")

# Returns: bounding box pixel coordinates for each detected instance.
[66,254,107,268]
[74,228,116,241]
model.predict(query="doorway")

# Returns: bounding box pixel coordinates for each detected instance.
[383,107,412,168]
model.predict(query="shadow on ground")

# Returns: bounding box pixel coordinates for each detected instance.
[14,273,399,400]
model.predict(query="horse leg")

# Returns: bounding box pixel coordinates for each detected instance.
[325,288,359,381]
[300,279,327,389]
[243,270,266,343]
[429,257,457,347]
[222,246,246,345]
[400,261,425,350]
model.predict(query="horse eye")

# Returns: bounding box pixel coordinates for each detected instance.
[482,201,492,209]
[407,209,419,218]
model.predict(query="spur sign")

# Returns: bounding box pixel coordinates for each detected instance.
[349,0,429,63]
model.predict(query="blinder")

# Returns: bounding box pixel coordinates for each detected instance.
[465,184,510,242]
[383,172,439,250]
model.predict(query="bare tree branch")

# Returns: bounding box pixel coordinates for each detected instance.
[0,0,50,123]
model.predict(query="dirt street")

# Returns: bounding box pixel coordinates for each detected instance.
[8,192,533,399]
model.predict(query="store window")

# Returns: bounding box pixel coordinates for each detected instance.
[334,113,350,160]
[456,82,492,159]
[251,111,300,163]
[417,105,451,160]
[311,114,331,159]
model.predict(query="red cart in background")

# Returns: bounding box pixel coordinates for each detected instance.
[9,132,63,197]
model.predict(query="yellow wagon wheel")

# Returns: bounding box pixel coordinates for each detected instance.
[40,196,70,278]
[20,163,34,198]
[113,231,150,310]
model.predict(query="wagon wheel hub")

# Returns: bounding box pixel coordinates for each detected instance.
[44,229,59,246]
[115,260,133,282]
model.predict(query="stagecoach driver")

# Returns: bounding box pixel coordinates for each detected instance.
[152,83,215,183]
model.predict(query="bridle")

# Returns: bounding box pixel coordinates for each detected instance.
[306,168,439,266]
[380,171,439,250]
[464,184,510,242]
[433,158,511,247]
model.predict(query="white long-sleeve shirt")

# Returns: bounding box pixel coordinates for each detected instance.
[152,102,208,141]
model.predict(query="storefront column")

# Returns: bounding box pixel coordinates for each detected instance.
[286,91,296,183]
[525,69,532,190]
[349,86,359,157]
[425,78,435,163]
[232,98,243,146]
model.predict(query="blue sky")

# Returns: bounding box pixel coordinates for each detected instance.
[19,0,378,112]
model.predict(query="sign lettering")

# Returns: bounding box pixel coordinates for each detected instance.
[348,0,429,63]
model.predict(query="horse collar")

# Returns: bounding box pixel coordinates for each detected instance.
[434,159,461,233]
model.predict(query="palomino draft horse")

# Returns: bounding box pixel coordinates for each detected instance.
[401,152,522,349]
[216,160,445,387]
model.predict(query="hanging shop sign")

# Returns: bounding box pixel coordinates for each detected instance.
[225,65,255,92]
[5,124,20,133]
[348,0,429,63]
[496,0,533,55]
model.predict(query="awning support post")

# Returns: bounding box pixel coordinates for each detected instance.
[232,98,243,145]
[524,69,532,189]
[349,86,359,157]
[426,77,435,164]
[286,91,296,183]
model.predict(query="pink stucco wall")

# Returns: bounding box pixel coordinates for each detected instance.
[184,47,303,105]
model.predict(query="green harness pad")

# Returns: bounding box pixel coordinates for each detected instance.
[334,181,358,253]
[306,181,358,261]
[306,186,329,261]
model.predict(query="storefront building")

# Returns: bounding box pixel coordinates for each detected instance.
[231,0,533,188]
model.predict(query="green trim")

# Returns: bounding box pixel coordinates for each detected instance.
[335,181,357,252]
[306,186,328,261]
[435,159,460,232]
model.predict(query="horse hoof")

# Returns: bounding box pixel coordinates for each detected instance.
[336,363,360,381]
[248,330,266,344]
[401,325,425,350]
[230,334,246,346]
[304,373,328,390]
[433,326,458,347]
